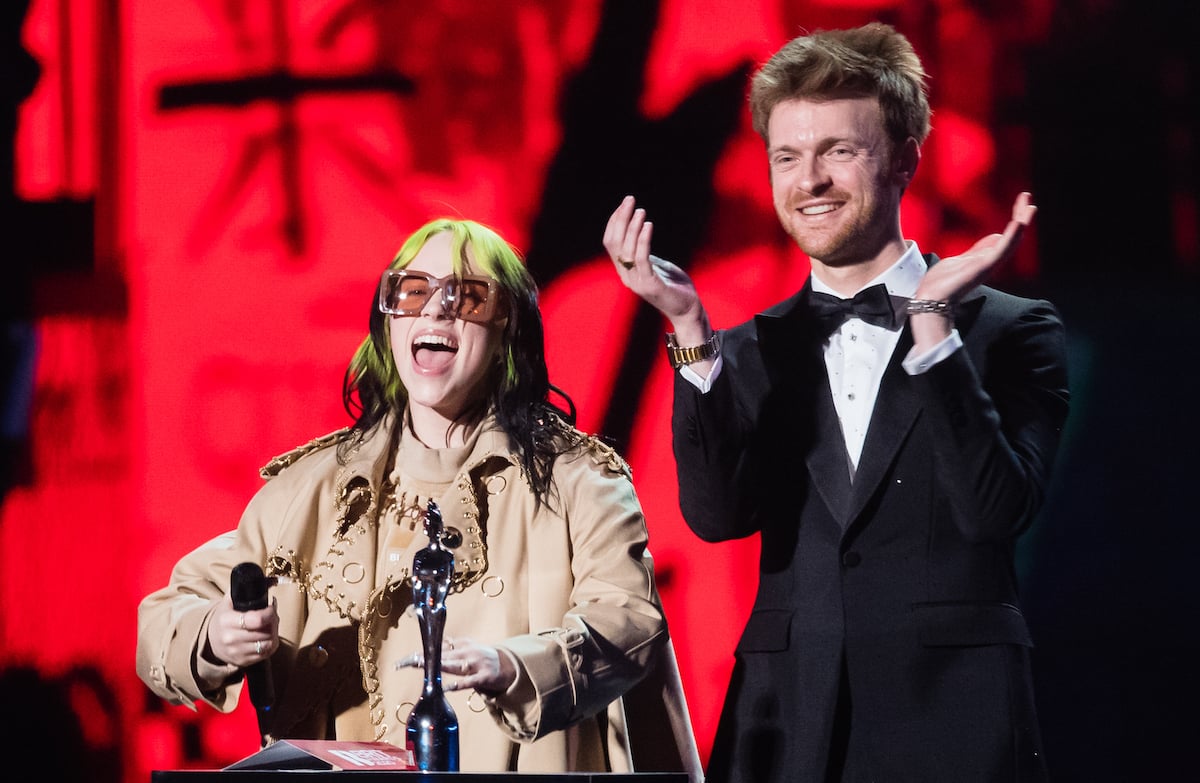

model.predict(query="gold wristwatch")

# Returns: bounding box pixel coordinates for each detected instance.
[665,332,720,369]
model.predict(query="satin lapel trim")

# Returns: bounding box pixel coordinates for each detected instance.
[807,379,853,523]
[755,290,853,525]
[846,328,920,526]
[753,287,811,384]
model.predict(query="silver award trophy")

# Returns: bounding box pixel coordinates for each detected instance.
[405,499,460,771]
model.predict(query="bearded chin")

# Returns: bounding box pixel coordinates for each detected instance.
[786,209,896,270]
[786,223,857,268]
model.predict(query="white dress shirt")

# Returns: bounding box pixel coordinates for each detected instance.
[681,242,963,478]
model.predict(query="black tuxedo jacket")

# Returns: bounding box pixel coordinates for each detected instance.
[672,273,1069,783]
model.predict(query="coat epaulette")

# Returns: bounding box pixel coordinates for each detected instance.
[259,427,354,479]
[544,412,632,479]
[582,432,632,479]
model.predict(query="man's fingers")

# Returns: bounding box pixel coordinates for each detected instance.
[1012,191,1037,226]
[603,196,637,251]
[636,221,654,264]
[602,203,623,252]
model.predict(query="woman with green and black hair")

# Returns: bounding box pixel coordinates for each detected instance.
[136,218,702,779]
[345,218,575,509]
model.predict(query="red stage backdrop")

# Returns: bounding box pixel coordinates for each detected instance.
[1,1,1052,781]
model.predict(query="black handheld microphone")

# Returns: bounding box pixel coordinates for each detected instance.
[230,562,275,711]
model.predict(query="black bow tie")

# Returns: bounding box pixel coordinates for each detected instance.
[806,284,898,333]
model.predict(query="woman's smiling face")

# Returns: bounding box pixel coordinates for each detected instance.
[387,231,505,443]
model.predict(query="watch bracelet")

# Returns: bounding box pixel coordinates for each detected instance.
[905,299,953,315]
[664,332,720,369]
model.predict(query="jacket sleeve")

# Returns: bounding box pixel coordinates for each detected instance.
[135,530,247,711]
[484,446,668,741]
[915,295,1070,542]
[670,325,769,542]
[135,470,292,711]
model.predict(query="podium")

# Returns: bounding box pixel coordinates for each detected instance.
[153,774,688,782]
[150,740,690,781]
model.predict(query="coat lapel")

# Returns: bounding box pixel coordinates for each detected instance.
[843,276,988,530]
[845,327,920,527]
[807,379,854,522]
[755,286,854,524]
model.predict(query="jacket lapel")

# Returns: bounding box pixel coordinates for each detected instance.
[845,327,920,527]
[807,379,854,522]
[842,276,988,530]
[756,286,854,523]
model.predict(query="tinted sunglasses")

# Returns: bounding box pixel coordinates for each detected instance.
[378,269,503,323]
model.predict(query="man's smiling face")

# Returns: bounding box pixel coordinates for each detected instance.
[767,95,909,271]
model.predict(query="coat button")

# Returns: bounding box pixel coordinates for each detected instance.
[841,551,861,567]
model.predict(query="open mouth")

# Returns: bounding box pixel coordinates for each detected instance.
[412,333,458,371]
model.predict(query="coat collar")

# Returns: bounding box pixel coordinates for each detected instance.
[266,412,519,618]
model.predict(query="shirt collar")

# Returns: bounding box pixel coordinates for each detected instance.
[810,241,926,299]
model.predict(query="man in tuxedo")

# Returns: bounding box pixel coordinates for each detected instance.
[603,22,1069,783]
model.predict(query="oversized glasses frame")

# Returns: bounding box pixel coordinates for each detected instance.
[378,269,503,323]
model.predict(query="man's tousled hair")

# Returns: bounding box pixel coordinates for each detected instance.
[749,22,931,150]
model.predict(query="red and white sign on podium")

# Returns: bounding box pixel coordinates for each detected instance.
[224,740,416,771]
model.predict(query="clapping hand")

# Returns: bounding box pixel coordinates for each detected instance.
[603,195,712,345]
[914,192,1038,304]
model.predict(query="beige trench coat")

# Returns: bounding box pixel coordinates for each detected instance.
[136,414,702,781]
